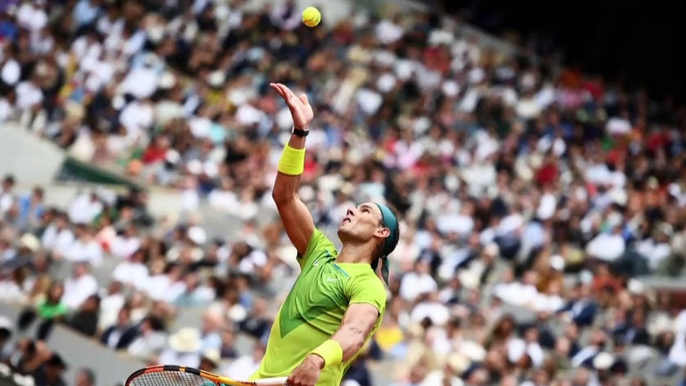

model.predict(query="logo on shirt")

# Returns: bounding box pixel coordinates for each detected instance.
[326,277,338,282]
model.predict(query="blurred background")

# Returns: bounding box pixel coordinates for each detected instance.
[0,0,685,386]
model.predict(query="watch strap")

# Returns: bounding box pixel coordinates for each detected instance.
[292,126,309,137]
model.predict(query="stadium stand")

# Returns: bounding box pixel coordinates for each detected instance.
[1,0,686,386]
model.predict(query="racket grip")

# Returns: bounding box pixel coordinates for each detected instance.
[253,377,288,386]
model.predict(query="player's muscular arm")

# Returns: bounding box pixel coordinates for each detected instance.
[304,304,379,371]
[270,83,315,256]
[331,303,379,361]
[272,134,315,256]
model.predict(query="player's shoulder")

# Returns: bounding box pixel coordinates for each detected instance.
[344,266,386,294]
[299,229,338,263]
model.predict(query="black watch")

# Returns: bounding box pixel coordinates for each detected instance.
[291,126,309,137]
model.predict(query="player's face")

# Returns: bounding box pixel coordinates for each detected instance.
[338,202,385,242]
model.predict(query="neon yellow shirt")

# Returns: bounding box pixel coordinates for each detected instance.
[251,230,387,385]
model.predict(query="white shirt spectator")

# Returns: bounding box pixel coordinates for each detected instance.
[399,272,437,302]
[375,19,404,45]
[221,354,261,381]
[1,60,21,86]
[158,349,200,368]
[238,250,268,274]
[17,3,48,32]
[41,226,75,256]
[65,238,103,266]
[99,292,126,331]
[0,280,24,303]
[410,301,450,326]
[144,274,173,302]
[15,81,43,111]
[494,282,538,307]
[110,235,142,260]
[208,189,238,212]
[119,101,155,140]
[586,232,626,262]
[68,194,104,224]
[63,274,98,310]
[112,261,150,288]
[636,239,672,271]
[606,116,631,135]
[436,213,474,237]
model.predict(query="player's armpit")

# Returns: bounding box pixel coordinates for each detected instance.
[273,192,315,256]
[332,303,380,362]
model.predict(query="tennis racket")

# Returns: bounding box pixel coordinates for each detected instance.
[125,365,287,386]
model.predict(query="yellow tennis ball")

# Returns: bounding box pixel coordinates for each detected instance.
[302,7,321,28]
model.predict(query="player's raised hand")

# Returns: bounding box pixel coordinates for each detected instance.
[270,83,313,130]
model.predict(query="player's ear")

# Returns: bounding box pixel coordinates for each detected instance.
[375,227,390,239]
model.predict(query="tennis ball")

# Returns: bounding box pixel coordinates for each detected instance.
[302,7,321,28]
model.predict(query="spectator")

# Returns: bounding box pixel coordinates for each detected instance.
[158,327,202,368]
[127,315,167,361]
[100,307,136,350]
[75,367,96,386]
[32,352,68,386]
[220,343,265,381]
[62,262,98,310]
[67,294,101,337]
[17,281,67,339]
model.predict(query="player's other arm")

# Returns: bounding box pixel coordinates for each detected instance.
[270,83,315,256]
[287,277,386,386]
[316,276,386,363]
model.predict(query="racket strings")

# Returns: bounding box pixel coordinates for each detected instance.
[128,371,218,386]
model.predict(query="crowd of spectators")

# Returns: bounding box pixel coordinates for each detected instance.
[1,0,686,386]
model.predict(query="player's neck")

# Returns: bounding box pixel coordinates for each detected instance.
[337,243,374,264]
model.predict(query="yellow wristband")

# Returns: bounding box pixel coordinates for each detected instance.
[310,339,343,367]
[277,144,306,176]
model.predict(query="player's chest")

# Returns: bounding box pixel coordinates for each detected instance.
[293,260,350,304]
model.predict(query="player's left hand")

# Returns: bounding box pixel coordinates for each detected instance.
[286,355,323,386]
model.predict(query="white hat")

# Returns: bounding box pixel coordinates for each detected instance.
[19,234,40,252]
[202,349,221,366]
[0,316,12,332]
[627,279,645,295]
[447,353,471,374]
[593,352,614,370]
[550,255,565,271]
[158,72,176,90]
[226,304,247,323]
[168,327,202,353]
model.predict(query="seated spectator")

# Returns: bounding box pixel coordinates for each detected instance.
[220,343,265,381]
[158,327,202,368]
[67,294,101,337]
[62,262,98,311]
[32,352,68,386]
[238,298,270,340]
[100,307,137,350]
[98,281,125,331]
[112,248,150,287]
[199,309,223,352]
[40,212,74,259]
[199,349,220,373]
[127,316,167,361]
[64,224,103,266]
[75,368,96,386]
[17,282,68,340]
[219,326,238,360]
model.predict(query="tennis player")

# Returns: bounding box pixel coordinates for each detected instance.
[248,83,400,386]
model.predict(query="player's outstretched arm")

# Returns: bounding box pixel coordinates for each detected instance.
[286,304,379,386]
[270,83,315,256]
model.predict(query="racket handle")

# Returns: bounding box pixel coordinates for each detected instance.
[253,377,288,386]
